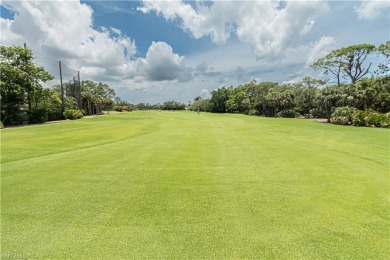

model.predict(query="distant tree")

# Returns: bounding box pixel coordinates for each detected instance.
[292,77,325,117]
[80,80,115,115]
[251,82,278,115]
[312,43,376,85]
[316,85,342,123]
[192,98,209,112]
[226,85,248,113]
[376,41,390,78]
[209,86,232,113]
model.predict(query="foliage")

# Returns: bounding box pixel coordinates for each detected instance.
[311,43,376,85]
[351,110,390,128]
[331,106,357,125]
[122,106,132,112]
[113,105,123,112]
[81,80,116,115]
[161,100,186,110]
[64,109,84,120]
[292,77,326,117]
[277,109,299,118]
[209,86,232,113]
[206,71,388,127]
[248,109,258,116]
[191,98,210,112]
[0,45,53,125]
[29,107,49,124]
[376,41,389,78]
[310,107,327,118]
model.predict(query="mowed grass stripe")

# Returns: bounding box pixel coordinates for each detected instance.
[1,111,389,259]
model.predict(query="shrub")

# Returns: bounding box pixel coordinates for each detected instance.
[48,109,63,121]
[351,110,367,126]
[64,109,84,120]
[365,111,383,127]
[0,121,4,129]
[113,106,123,112]
[382,113,390,128]
[351,110,390,128]
[29,107,49,124]
[248,109,258,116]
[310,107,327,118]
[277,109,299,118]
[331,106,357,125]
[122,106,132,112]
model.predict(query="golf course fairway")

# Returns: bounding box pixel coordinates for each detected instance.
[1,111,389,259]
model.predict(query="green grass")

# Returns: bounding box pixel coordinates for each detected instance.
[1,111,389,259]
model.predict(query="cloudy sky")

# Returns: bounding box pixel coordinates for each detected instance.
[1,0,389,104]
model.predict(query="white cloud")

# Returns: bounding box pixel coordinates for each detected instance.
[139,0,329,59]
[355,0,390,20]
[139,41,186,81]
[1,1,136,71]
[306,36,336,65]
[0,0,190,87]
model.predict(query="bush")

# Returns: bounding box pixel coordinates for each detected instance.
[310,107,327,118]
[382,113,390,128]
[365,111,383,127]
[351,110,367,126]
[113,106,123,112]
[0,121,4,129]
[248,109,258,116]
[122,106,132,112]
[351,110,389,128]
[331,106,357,125]
[48,109,63,121]
[277,109,299,118]
[29,107,49,124]
[64,109,84,120]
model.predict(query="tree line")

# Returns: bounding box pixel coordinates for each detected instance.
[1,46,119,126]
[189,42,389,127]
[114,100,187,112]
[1,42,389,128]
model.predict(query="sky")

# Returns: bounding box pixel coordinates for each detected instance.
[1,0,389,104]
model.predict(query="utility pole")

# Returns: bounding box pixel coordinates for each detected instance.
[77,71,81,109]
[24,43,32,121]
[59,61,64,117]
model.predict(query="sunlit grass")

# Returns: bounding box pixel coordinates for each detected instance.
[1,111,389,259]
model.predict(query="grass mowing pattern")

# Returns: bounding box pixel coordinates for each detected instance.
[1,111,389,259]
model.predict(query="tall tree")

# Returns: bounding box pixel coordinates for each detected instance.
[292,77,325,117]
[376,41,390,78]
[311,43,375,85]
[209,86,232,113]
[0,45,53,125]
[316,86,341,123]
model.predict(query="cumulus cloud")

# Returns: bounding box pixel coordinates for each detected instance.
[139,0,329,59]
[306,36,336,65]
[1,1,137,68]
[355,0,390,20]
[139,41,185,81]
[0,1,189,85]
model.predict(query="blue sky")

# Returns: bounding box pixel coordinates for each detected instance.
[1,1,389,104]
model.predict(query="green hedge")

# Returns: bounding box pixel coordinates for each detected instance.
[352,110,390,128]
[331,107,390,128]
[277,109,300,118]
[64,109,84,120]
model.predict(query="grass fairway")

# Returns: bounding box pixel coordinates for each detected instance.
[1,111,389,259]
